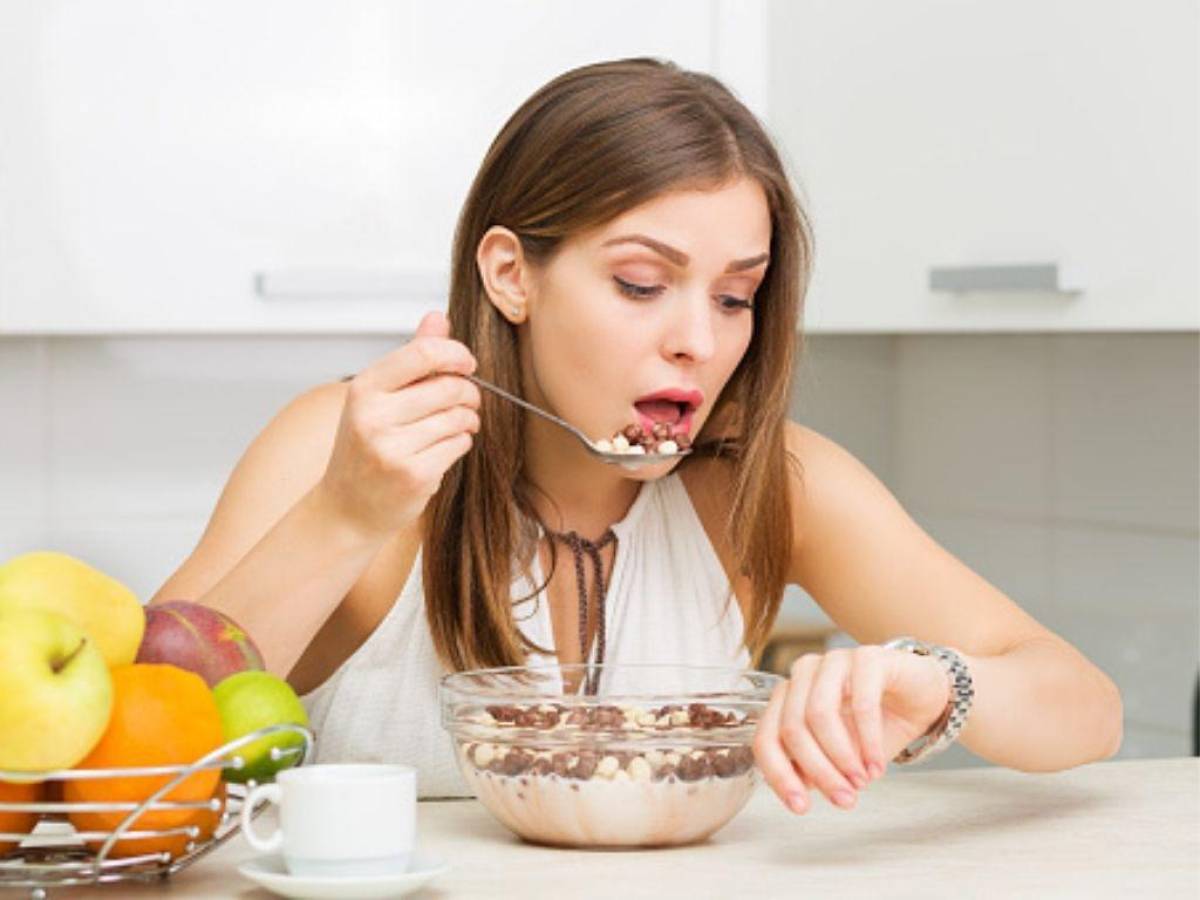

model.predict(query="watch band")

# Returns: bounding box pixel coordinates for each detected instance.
[882,637,975,765]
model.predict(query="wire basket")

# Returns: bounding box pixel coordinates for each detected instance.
[0,723,315,899]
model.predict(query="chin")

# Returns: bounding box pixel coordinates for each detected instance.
[620,459,684,482]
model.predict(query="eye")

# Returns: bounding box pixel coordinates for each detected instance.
[718,294,754,312]
[613,275,664,300]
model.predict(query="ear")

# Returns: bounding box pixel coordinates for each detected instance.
[476,225,533,324]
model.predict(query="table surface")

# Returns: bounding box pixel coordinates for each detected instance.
[11,757,1198,899]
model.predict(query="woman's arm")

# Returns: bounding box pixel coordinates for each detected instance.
[153,312,481,680]
[151,380,389,679]
[757,424,1122,810]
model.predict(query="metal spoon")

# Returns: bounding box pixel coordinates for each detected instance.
[464,374,691,468]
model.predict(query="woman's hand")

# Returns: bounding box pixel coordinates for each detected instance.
[316,311,481,538]
[753,646,951,813]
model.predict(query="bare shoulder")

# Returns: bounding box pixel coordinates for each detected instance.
[681,423,863,538]
[151,380,352,603]
[782,419,916,578]
[678,425,854,624]
[260,380,350,467]
[203,379,350,532]
[783,418,865,478]
[782,420,893,527]
[678,424,856,575]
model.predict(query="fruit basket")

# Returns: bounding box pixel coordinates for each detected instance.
[0,723,314,899]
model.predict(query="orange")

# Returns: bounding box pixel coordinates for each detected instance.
[0,779,41,855]
[64,664,224,859]
[193,779,226,848]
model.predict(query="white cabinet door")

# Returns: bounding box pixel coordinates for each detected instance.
[0,1,764,334]
[770,0,1198,333]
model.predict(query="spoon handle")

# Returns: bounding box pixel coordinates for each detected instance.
[464,374,593,445]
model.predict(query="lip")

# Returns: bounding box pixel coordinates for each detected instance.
[632,387,704,436]
[635,388,705,408]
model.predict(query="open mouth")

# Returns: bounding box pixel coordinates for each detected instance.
[632,389,704,437]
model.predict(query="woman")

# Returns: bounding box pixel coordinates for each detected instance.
[154,59,1122,811]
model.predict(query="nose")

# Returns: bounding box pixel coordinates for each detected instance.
[661,290,716,364]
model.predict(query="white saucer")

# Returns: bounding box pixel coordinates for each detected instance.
[237,853,450,899]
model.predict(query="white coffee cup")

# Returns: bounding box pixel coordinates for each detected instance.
[240,763,416,877]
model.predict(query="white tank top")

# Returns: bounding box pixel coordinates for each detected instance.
[300,473,749,798]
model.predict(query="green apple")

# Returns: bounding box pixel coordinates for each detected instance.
[0,607,114,771]
[212,671,309,783]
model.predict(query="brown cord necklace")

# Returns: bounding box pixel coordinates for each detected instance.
[543,527,616,695]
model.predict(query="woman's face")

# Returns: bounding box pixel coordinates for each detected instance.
[520,177,771,479]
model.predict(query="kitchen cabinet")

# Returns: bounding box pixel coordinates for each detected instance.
[769,0,1198,332]
[0,1,766,334]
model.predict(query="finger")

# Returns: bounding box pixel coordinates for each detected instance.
[382,375,481,427]
[752,681,810,814]
[419,427,476,471]
[357,335,476,393]
[849,646,888,780]
[838,696,866,777]
[807,650,870,790]
[414,310,450,339]
[779,655,858,809]
[401,429,476,493]
[382,405,481,457]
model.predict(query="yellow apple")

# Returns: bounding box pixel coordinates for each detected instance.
[0,607,114,771]
[0,551,144,668]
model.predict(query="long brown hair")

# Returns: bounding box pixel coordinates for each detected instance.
[425,58,813,671]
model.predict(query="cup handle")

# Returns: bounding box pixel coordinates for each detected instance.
[240,783,284,854]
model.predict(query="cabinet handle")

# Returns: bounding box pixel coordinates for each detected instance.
[928,263,1083,295]
[254,269,447,300]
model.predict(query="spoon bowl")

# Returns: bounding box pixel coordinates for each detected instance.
[465,375,691,469]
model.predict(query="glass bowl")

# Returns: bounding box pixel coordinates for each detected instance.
[439,663,781,848]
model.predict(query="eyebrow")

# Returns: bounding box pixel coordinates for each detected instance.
[601,234,769,273]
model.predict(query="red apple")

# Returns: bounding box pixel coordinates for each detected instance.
[135,600,264,686]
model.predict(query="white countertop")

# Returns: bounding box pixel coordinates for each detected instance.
[19,757,1199,899]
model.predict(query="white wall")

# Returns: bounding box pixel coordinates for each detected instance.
[0,336,395,592]
[2,332,1197,768]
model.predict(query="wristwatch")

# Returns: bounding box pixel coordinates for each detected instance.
[882,637,975,765]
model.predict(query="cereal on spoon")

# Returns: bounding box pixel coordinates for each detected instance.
[594,423,692,456]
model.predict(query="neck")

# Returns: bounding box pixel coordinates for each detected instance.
[522,417,641,540]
